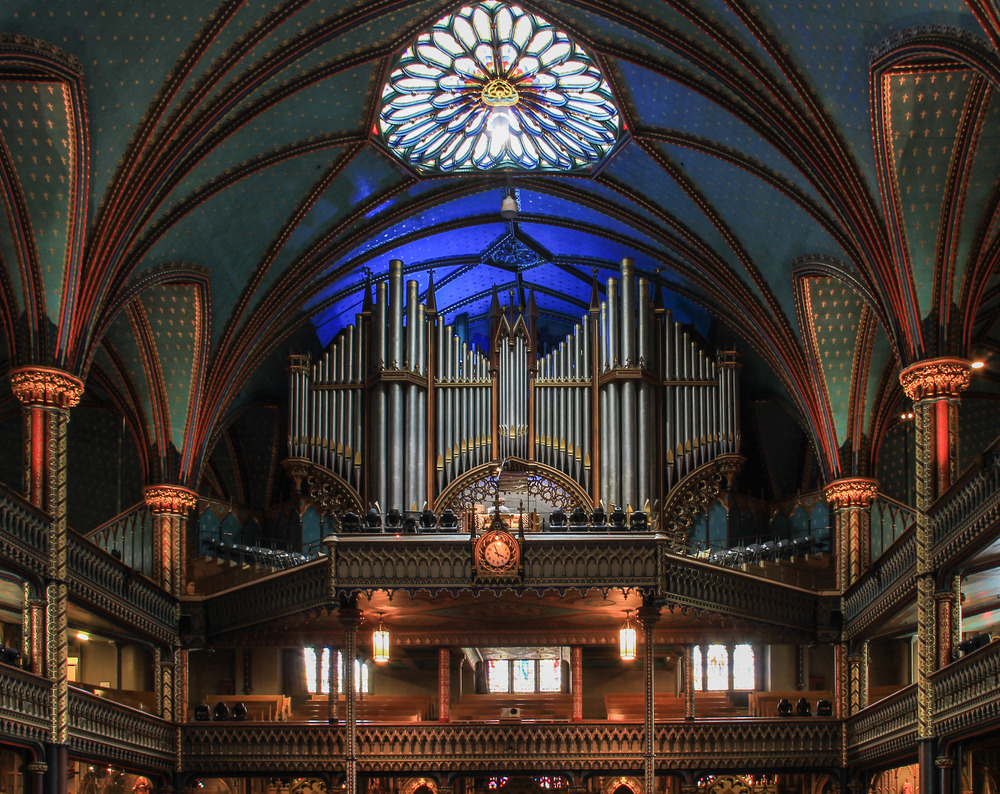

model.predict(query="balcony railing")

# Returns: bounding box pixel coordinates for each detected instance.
[202,533,821,636]
[0,665,50,749]
[182,719,843,775]
[0,483,49,577]
[932,639,1000,739]
[931,436,1000,568]
[843,528,916,637]
[846,685,917,765]
[68,532,177,645]
[68,687,175,772]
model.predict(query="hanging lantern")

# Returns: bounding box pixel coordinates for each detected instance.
[372,612,390,664]
[619,610,637,662]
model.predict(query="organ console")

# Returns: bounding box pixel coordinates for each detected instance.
[287,257,741,534]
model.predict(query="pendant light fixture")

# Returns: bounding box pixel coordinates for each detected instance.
[372,612,390,664]
[619,609,637,662]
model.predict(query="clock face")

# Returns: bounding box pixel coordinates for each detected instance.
[475,529,518,575]
[485,534,513,567]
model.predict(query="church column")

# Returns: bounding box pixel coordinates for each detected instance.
[571,646,583,722]
[143,486,198,598]
[153,645,187,729]
[438,647,450,723]
[683,645,695,720]
[846,644,867,716]
[339,603,362,794]
[23,585,45,676]
[11,367,83,794]
[26,761,46,794]
[935,575,962,668]
[899,357,971,794]
[822,478,878,591]
[638,603,661,794]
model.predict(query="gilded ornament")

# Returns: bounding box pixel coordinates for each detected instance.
[899,357,971,400]
[143,485,198,515]
[822,478,878,510]
[10,367,84,409]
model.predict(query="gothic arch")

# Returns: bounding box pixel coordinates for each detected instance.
[434,458,592,514]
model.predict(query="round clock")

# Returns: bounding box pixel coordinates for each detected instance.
[475,529,519,576]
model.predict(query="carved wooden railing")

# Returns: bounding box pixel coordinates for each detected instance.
[68,687,175,772]
[0,665,50,749]
[86,501,154,578]
[182,719,842,775]
[932,639,1000,740]
[843,528,915,639]
[0,483,49,577]
[846,685,917,765]
[203,558,330,635]
[201,534,822,635]
[930,436,1000,569]
[0,484,176,645]
[68,531,177,645]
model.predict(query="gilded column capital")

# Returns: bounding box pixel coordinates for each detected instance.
[143,485,198,515]
[899,357,971,400]
[338,606,363,628]
[10,367,83,409]
[823,477,878,509]
[25,762,47,775]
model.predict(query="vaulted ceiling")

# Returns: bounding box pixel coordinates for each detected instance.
[2,0,1000,501]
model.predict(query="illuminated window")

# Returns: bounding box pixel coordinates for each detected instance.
[690,643,755,691]
[377,1,623,173]
[303,648,370,694]
[706,644,728,691]
[732,644,755,690]
[538,658,561,692]
[486,657,562,692]
[512,659,534,693]
[487,659,510,692]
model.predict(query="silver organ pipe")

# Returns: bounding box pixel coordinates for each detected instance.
[288,255,740,524]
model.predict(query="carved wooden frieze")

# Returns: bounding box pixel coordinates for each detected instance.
[181,721,842,775]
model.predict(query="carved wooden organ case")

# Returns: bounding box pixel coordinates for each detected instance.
[287,258,741,519]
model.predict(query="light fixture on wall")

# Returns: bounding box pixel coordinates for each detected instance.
[372,612,390,664]
[619,610,637,662]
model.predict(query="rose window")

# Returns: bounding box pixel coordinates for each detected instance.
[376,1,623,173]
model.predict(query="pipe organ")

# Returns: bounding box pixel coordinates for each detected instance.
[287,257,741,518]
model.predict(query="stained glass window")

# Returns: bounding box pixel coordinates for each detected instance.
[706,644,728,691]
[692,645,703,691]
[377,1,622,173]
[538,658,561,692]
[487,659,510,692]
[513,659,535,693]
[303,648,369,694]
[733,644,755,690]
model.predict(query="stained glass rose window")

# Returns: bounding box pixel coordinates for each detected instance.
[376,1,623,173]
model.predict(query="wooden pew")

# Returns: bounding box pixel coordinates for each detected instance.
[450,693,572,722]
[196,694,292,721]
[604,692,737,721]
[293,694,432,722]
[747,690,834,717]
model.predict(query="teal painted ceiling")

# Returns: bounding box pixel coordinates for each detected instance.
[2,0,1000,490]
